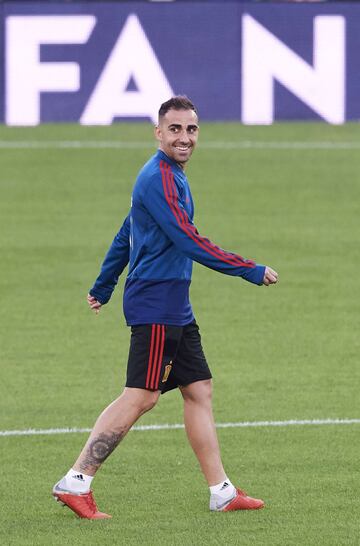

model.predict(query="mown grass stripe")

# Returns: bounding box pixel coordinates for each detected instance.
[1,418,359,437]
[0,140,360,150]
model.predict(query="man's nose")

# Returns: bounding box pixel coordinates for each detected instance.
[179,129,190,143]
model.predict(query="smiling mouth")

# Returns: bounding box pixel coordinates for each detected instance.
[175,145,191,152]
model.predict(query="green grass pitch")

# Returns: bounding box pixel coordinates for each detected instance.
[1,122,359,545]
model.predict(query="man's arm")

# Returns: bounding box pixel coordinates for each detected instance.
[88,213,131,312]
[143,169,276,286]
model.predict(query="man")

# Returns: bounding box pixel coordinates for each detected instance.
[53,96,278,519]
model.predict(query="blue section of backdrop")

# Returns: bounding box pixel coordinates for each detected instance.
[1,2,360,123]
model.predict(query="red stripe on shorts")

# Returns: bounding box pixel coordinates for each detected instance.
[154,325,166,390]
[150,325,161,389]
[145,324,156,389]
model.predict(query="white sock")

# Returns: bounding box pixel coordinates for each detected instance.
[58,468,94,494]
[209,478,236,502]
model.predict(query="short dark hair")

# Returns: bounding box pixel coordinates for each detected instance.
[158,95,198,119]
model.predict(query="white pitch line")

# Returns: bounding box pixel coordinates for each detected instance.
[0,140,154,149]
[1,418,359,438]
[0,140,360,150]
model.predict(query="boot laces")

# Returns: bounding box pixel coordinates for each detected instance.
[237,488,247,497]
[86,491,98,513]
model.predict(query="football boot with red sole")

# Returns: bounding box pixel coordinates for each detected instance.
[53,485,111,519]
[210,488,264,511]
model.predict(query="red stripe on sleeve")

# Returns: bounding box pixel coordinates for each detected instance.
[162,162,254,269]
[168,166,255,267]
[160,161,183,226]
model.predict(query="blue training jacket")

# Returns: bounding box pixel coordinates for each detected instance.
[90,149,265,326]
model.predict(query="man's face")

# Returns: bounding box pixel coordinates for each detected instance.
[155,108,199,168]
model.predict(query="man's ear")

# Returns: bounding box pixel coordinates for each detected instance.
[154,125,161,142]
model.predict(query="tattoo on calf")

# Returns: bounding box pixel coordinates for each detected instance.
[79,430,126,471]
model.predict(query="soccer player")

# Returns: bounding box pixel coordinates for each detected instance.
[53,96,278,519]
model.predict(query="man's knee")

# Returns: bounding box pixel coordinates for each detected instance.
[180,379,213,404]
[140,391,159,413]
[122,387,160,414]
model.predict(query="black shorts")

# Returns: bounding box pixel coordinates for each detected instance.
[126,321,212,394]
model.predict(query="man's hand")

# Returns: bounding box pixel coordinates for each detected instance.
[87,294,102,314]
[263,266,278,286]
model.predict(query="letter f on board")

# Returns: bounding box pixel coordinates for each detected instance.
[6,16,96,126]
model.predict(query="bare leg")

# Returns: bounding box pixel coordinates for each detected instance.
[73,387,160,475]
[180,379,226,486]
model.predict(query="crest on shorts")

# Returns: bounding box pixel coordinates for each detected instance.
[162,362,172,383]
